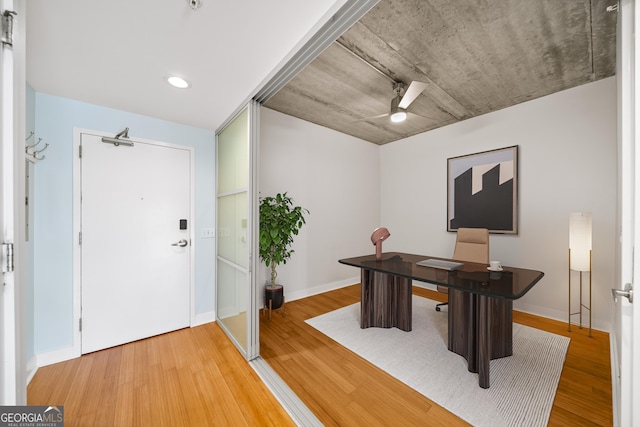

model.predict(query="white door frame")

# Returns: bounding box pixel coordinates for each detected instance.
[628,2,640,423]
[0,0,26,405]
[615,1,640,425]
[1,0,26,405]
[72,127,195,357]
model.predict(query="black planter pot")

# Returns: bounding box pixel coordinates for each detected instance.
[265,284,284,310]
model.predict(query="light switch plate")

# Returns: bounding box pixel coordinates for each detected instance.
[201,228,215,238]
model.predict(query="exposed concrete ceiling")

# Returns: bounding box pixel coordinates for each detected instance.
[264,0,618,145]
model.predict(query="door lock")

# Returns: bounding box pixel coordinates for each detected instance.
[611,283,633,303]
[171,239,188,247]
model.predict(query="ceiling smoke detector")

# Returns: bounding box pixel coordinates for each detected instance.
[188,0,202,10]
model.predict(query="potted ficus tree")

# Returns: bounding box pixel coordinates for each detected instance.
[259,192,309,310]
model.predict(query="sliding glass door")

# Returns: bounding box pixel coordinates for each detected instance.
[215,102,259,359]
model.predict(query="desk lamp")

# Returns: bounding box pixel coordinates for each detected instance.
[371,227,390,260]
[569,212,592,337]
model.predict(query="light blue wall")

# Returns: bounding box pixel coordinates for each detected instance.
[33,92,216,354]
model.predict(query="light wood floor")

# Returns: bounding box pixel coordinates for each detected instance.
[260,285,613,426]
[28,284,613,426]
[27,321,295,426]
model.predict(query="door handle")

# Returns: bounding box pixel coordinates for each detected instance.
[171,239,188,247]
[611,283,633,303]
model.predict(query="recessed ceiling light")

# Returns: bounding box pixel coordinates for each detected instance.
[166,75,191,89]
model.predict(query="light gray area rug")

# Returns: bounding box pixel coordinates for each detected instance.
[305,296,570,427]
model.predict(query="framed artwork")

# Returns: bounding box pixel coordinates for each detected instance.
[447,146,518,234]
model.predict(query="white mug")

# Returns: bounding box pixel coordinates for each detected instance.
[489,260,502,270]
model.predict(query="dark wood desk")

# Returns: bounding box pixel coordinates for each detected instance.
[338,252,544,388]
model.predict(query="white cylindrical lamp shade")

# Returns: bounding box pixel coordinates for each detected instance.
[569,212,592,271]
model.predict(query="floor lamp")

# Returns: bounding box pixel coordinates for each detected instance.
[568,212,592,337]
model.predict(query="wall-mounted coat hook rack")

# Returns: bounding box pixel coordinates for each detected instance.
[25,131,48,162]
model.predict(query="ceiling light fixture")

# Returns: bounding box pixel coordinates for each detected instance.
[166,75,191,89]
[389,84,407,123]
[390,110,407,123]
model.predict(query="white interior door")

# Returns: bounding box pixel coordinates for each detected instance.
[81,132,192,354]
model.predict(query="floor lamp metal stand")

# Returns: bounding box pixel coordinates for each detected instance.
[568,248,592,337]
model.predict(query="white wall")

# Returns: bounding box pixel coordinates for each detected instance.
[259,79,617,332]
[30,75,614,359]
[32,93,216,356]
[259,108,380,301]
[381,78,617,331]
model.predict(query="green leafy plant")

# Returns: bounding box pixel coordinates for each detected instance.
[259,192,309,288]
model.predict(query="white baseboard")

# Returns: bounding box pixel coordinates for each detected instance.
[285,277,360,302]
[192,311,216,327]
[515,303,610,333]
[26,356,38,385]
[33,312,218,370]
[413,281,613,332]
[36,346,79,368]
[197,278,360,324]
[32,313,218,372]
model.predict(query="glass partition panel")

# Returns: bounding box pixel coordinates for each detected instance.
[216,259,248,352]
[217,193,248,268]
[217,108,248,194]
[216,104,257,358]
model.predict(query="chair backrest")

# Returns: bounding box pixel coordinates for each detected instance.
[452,228,490,264]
